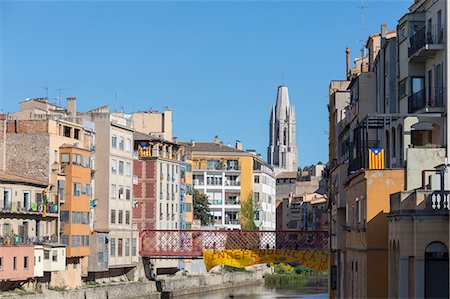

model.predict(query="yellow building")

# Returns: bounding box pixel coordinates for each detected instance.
[182,137,258,229]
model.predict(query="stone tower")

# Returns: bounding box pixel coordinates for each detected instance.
[267,86,298,175]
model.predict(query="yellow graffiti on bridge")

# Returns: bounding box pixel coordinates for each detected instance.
[203,249,328,271]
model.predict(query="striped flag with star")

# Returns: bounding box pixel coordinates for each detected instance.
[369,148,385,169]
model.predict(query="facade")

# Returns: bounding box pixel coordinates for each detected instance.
[252,159,276,230]
[131,108,173,141]
[0,172,66,286]
[183,137,275,230]
[59,145,91,262]
[328,1,449,296]
[82,109,139,273]
[133,132,182,231]
[180,146,194,230]
[267,86,298,175]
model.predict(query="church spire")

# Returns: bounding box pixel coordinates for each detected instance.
[267,85,298,175]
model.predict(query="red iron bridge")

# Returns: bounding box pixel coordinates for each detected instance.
[140,229,328,258]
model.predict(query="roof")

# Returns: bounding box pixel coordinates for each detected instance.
[276,171,298,179]
[134,131,178,146]
[0,172,47,186]
[180,142,246,154]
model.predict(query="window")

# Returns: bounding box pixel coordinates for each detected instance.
[74,129,80,140]
[61,153,70,165]
[119,186,124,199]
[118,210,123,224]
[126,139,131,152]
[82,184,91,196]
[112,135,117,148]
[111,184,117,199]
[61,235,68,245]
[72,154,82,166]
[111,209,116,224]
[23,191,31,211]
[125,210,130,224]
[110,238,116,257]
[0,257,3,270]
[73,183,81,196]
[82,156,90,168]
[24,256,29,269]
[207,160,221,170]
[63,126,71,138]
[72,211,81,223]
[132,238,137,256]
[119,161,124,175]
[3,189,11,210]
[254,175,260,184]
[118,238,123,256]
[58,180,65,202]
[125,187,131,200]
[44,251,50,260]
[52,250,58,262]
[119,137,124,150]
[356,197,360,225]
[82,212,89,224]
[13,257,17,270]
[126,162,131,176]
[125,238,130,256]
[111,159,117,174]
[398,78,407,98]
[60,211,69,224]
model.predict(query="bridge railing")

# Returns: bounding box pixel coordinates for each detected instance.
[140,229,328,257]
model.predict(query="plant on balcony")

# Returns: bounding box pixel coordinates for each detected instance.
[193,190,213,225]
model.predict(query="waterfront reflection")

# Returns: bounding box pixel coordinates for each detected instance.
[191,283,327,299]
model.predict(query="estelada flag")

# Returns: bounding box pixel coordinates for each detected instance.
[369,148,385,169]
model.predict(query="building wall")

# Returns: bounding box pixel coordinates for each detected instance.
[131,108,172,141]
[0,246,35,281]
[344,169,405,298]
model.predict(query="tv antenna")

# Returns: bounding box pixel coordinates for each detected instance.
[55,88,68,106]
[114,92,124,112]
[42,86,49,99]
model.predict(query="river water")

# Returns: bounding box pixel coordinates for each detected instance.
[192,283,327,299]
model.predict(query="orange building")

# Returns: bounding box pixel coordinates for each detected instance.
[59,145,91,261]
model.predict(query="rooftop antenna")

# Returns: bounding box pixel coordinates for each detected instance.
[55,88,68,106]
[114,92,123,112]
[42,86,48,99]
[360,0,368,57]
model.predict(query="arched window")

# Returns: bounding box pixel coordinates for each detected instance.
[111,135,117,148]
[283,128,287,146]
[425,242,449,298]
[126,139,131,152]
[119,137,124,150]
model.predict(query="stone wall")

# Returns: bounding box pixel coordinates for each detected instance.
[5,133,50,181]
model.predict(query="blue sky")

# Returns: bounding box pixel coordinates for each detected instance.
[1,0,411,167]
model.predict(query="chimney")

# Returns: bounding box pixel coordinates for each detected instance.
[173,136,178,143]
[381,23,387,39]
[67,97,77,117]
[190,139,195,146]
[214,135,219,144]
[235,140,243,151]
[346,48,351,80]
[219,141,223,147]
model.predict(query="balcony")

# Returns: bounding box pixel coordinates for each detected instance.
[225,219,240,225]
[0,202,58,217]
[408,88,444,113]
[225,197,240,205]
[409,25,445,62]
[225,180,240,186]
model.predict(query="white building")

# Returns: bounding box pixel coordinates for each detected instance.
[253,159,276,231]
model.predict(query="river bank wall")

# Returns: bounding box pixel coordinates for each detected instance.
[0,267,272,299]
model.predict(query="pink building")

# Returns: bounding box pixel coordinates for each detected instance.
[0,246,34,281]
